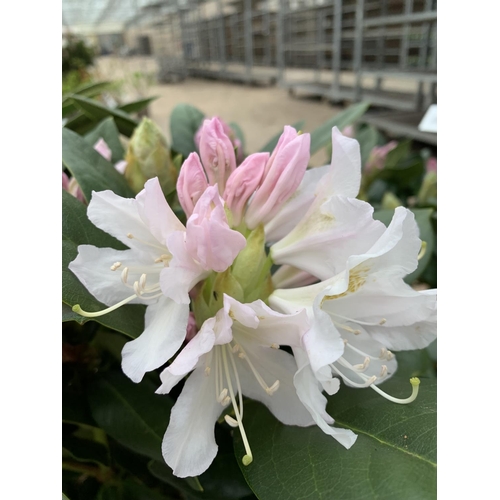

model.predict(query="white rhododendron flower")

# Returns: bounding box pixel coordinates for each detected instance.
[69,120,437,478]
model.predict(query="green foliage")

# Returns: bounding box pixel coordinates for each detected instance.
[63,36,95,74]
[170,103,205,158]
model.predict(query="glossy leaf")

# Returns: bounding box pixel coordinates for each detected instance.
[63,436,110,467]
[309,102,370,155]
[258,120,304,153]
[234,376,436,500]
[63,128,134,202]
[118,96,157,115]
[62,81,114,118]
[67,95,139,137]
[170,103,205,158]
[85,117,125,164]
[374,208,435,284]
[87,371,173,463]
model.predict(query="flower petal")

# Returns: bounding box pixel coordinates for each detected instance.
[162,360,223,478]
[121,296,189,383]
[68,245,157,306]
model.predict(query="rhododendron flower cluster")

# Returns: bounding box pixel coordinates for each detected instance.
[70,118,437,478]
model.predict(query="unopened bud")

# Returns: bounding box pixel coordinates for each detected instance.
[177,153,208,217]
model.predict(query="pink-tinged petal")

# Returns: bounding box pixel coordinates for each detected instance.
[234,334,314,427]
[114,160,127,174]
[93,138,112,162]
[62,171,70,191]
[87,189,160,253]
[136,177,185,247]
[185,312,198,342]
[245,128,310,229]
[185,186,246,272]
[162,360,223,477]
[223,152,268,226]
[271,196,385,280]
[293,348,357,449]
[317,127,362,200]
[121,297,189,383]
[198,117,237,193]
[265,164,329,243]
[365,141,398,172]
[177,153,208,217]
[160,231,208,304]
[68,245,158,306]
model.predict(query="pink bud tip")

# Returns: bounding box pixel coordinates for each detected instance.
[177,153,209,217]
[93,138,112,162]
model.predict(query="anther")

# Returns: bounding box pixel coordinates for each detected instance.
[270,343,280,349]
[232,344,240,353]
[380,365,388,378]
[353,357,370,372]
[217,388,228,403]
[222,396,231,406]
[133,281,142,296]
[127,233,134,239]
[418,241,427,261]
[266,380,280,395]
[139,273,147,290]
[110,262,121,271]
[379,318,387,325]
[380,348,394,360]
[205,366,211,376]
[238,352,245,359]
[121,267,129,284]
[224,415,239,428]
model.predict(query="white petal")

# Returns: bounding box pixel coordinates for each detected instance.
[87,189,163,255]
[347,207,421,278]
[234,334,314,427]
[68,245,158,306]
[264,165,329,243]
[293,348,357,448]
[271,196,385,280]
[271,265,319,289]
[162,360,223,478]
[136,177,185,247]
[121,297,189,383]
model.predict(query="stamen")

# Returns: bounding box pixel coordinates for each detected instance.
[331,362,378,388]
[266,380,280,395]
[72,293,138,318]
[270,343,280,349]
[331,312,387,328]
[379,318,387,325]
[133,281,142,296]
[232,344,240,353]
[110,262,121,271]
[380,365,388,378]
[353,357,370,372]
[369,377,421,404]
[222,396,231,406]
[139,273,147,290]
[217,388,228,403]
[332,320,361,335]
[221,346,253,466]
[237,344,275,394]
[205,366,211,376]
[380,348,394,360]
[228,344,244,417]
[121,267,129,284]
[224,415,239,428]
[126,233,166,251]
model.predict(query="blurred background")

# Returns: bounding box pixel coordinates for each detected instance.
[62,0,437,158]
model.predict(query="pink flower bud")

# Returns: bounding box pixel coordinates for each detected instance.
[198,117,237,194]
[114,160,127,174]
[365,141,398,171]
[426,157,437,173]
[186,185,246,272]
[177,153,209,217]
[93,138,112,162]
[341,125,355,138]
[245,127,310,229]
[223,152,268,226]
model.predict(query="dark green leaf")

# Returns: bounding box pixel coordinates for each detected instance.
[170,103,205,158]
[118,96,158,115]
[64,111,95,135]
[67,95,139,137]
[63,128,134,202]
[258,120,304,153]
[63,494,71,500]
[85,118,125,164]
[373,208,435,284]
[310,102,370,155]
[122,479,170,500]
[234,377,436,500]
[87,371,173,462]
[63,436,110,467]
[63,81,114,118]
[356,124,383,167]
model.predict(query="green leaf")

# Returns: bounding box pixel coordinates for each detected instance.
[373,208,435,284]
[62,190,145,337]
[67,95,139,137]
[118,96,158,115]
[63,127,134,202]
[310,102,370,155]
[63,494,71,500]
[85,117,125,164]
[63,81,114,118]
[258,120,304,153]
[63,436,110,467]
[234,377,436,500]
[87,371,173,463]
[170,103,205,158]
[356,124,383,167]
